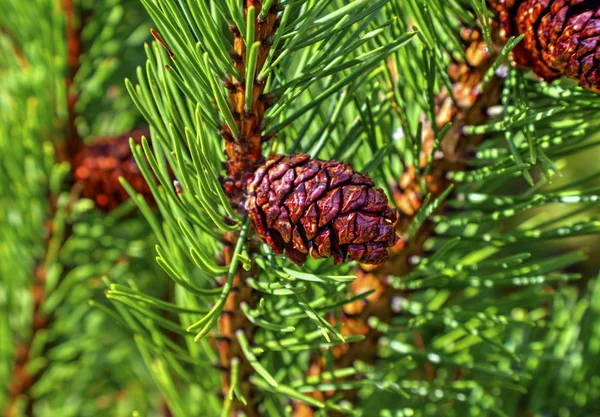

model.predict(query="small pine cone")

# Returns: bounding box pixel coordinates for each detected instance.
[247,154,400,266]
[72,128,154,211]
[491,0,600,93]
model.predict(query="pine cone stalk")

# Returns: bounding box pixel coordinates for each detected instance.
[490,0,600,93]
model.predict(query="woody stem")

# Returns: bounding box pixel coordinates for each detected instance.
[217,2,281,416]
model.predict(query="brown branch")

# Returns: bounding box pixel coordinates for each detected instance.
[5,264,47,417]
[222,2,280,207]
[217,238,262,417]
[60,0,87,162]
[293,19,508,417]
[216,2,281,416]
[4,188,80,417]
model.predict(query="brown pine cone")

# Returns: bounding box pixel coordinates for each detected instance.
[247,154,400,266]
[491,0,600,93]
[72,128,154,211]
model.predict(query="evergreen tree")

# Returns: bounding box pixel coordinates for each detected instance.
[2,1,600,417]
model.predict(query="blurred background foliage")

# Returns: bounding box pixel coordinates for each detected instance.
[1,1,167,416]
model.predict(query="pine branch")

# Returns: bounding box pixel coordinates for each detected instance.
[4,184,83,417]
[60,0,87,162]
[217,3,281,415]
[222,1,281,205]
[5,263,47,417]
[130,1,283,415]
[2,1,175,415]
[120,1,600,415]
[291,1,600,413]
[4,2,87,413]
[293,9,512,416]
[2,2,148,413]
[123,2,411,415]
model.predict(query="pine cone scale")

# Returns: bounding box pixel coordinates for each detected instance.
[299,203,317,240]
[333,213,356,245]
[248,154,400,265]
[317,188,341,227]
[304,170,329,206]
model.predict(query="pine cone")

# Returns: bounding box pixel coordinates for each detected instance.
[72,128,154,211]
[491,0,600,93]
[247,154,400,265]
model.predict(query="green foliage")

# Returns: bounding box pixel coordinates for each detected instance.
[116,0,600,416]
[1,1,66,406]
[2,0,600,416]
[0,1,165,416]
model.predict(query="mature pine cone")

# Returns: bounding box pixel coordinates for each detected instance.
[247,154,400,265]
[490,0,600,93]
[72,128,154,211]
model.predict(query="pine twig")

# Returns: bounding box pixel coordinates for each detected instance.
[60,0,88,162]
[222,0,281,206]
[217,2,281,416]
